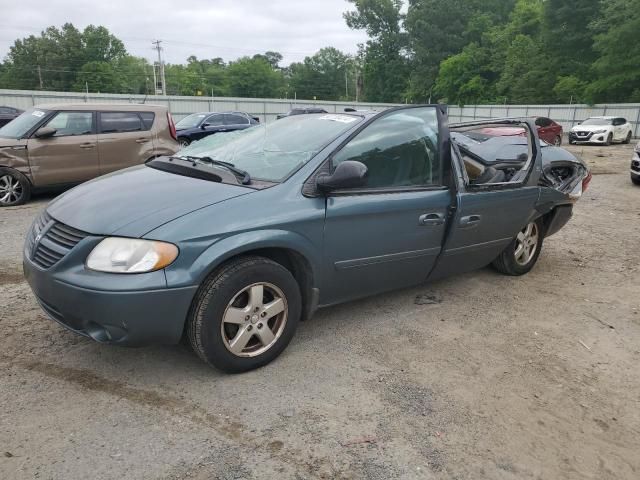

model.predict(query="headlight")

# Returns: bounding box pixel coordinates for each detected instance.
[593,129,607,134]
[86,238,179,273]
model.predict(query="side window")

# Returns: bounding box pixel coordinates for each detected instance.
[99,112,142,133]
[225,114,249,125]
[451,122,534,186]
[204,114,224,126]
[46,111,93,137]
[139,112,155,130]
[535,117,551,127]
[616,118,627,126]
[332,107,440,189]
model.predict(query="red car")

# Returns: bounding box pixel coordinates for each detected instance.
[474,117,564,146]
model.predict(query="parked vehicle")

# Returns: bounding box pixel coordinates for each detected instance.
[631,141,640,185]
[0,106,24,128]
[23,107,590,373]
[473,116,564,146]
[569,116,633,145]
[175,112,258,147]
[276,107,328,120]
[0,104,179,207]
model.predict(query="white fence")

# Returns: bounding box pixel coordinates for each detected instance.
[1,89,639,137]
[448,104,640,138]
[0,89,397,124]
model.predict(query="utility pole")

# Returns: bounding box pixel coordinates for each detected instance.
[345,71,348,100]
[152,40,166,95]
[37,65,43,89]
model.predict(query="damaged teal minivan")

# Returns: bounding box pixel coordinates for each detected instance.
[24,106,589,372]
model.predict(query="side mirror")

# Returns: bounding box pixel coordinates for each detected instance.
[34,126,57,138]
[201,123,210,129]
[316,161,368,192]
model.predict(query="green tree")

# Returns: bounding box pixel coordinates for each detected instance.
[226,56,285,98]
[289,47,354,100]
[553,76,587,104]
[435,43,494,105]
[405,0,515,101]
[587,0,640,102]
[344,0,408,102]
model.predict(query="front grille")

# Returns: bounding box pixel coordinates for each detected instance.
[29,211,88,269]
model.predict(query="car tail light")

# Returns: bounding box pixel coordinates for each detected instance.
[167,112,177,141]
[582,171,592,192]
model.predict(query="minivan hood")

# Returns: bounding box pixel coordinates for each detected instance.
[47,165,251,237]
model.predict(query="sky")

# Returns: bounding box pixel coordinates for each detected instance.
[0,0,370,65]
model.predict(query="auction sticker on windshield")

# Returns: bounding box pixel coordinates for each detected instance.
[31,110,45,117]
[318,114,358,123]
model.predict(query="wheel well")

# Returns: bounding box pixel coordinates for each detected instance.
[242,248,315,321]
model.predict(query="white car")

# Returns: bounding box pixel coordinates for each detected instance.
[569,116,633,146]
[631,142,640,185]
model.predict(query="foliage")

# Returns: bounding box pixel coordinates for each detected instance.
[2,2,640,105]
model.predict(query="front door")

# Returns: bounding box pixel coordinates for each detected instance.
[97,111,154,174]
[27,110,99,186]
[321,107,452,305]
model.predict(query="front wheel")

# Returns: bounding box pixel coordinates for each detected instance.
[0,168,31,207]
[624,132,632,144]
[632,175,640,186]
[492,219,544,276]
[605,133,613,146]
[178,137,191,148]
[187,256,301,373]
[554,135,562,146]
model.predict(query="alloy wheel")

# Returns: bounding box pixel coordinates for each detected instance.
[0,174,22,205]
[221,282,288,357]
[514,222,539,266]
[554,136,562,146]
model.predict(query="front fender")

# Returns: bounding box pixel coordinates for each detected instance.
[164,229,323,289]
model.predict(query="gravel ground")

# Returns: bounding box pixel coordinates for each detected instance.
[1,142,639,480]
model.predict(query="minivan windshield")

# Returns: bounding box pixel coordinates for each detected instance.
[0,108,49,139]
[176,113,363,182]
[176,113,207,129]
[581,118,612,126]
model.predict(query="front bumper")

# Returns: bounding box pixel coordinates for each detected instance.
[23,251,198,346]
[569,131,609,144]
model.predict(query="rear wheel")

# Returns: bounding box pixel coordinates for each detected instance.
[492,219,544,276]
[554,135,562,146]
[178,137,191,148]
[187,256,301,373]
[0,168,31,207]
[624,132,632,144]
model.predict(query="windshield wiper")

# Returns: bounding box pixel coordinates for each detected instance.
[172,155,251,185]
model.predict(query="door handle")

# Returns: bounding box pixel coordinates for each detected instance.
[79,143,96,149]
[419,213,445,226]
[460,214,482,227]
[135,138,149,144]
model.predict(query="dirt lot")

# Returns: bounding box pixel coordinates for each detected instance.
[1,142,639,480]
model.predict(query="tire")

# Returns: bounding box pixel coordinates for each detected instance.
[492,218,544,276]
[605,133,613,146]
[187,256,301,373]
[0,168,31,207]
[554,135,562,146]
[178,137,191,148]
[624,132,632,144]
[632,175,640,186]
